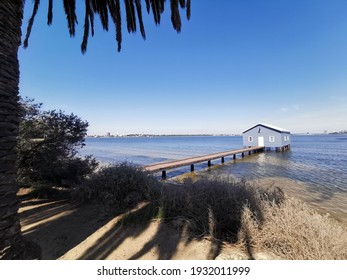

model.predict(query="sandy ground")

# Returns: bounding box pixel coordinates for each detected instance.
[18,176,347,260]
[18,195,244,260]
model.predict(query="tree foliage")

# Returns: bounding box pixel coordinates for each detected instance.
[23,0,191,53]
[17,97,97,187]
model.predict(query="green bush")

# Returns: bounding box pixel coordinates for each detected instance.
[17,97,98,188]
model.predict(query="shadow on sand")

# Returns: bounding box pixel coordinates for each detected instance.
[19,197,116,259]
[20,192,261,260]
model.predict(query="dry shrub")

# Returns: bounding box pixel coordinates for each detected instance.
[159,176,283,241]
[72,162,160,210]
[73,167,347,260]
[239,197,347,259]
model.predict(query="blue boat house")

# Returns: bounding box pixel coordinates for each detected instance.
[242,123,291,151]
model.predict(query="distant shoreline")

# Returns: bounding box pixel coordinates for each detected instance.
[86,134,241,138]
[86,133,347,138]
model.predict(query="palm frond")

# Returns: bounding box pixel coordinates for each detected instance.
[47,0,53,25]
[187,0,191,20]
[23,0,40,48]
[63,0,78,37]
[92,0,109,31]
[124,0,136,33]
[159,0,165,14]
[89,4,95,36]
[170,0,181,32]
[81,0,91,53]
[24,0,191,53]
[108,0,122,52]
[145,0,151,13]
[150,0,161,25]
[135,0,146,39]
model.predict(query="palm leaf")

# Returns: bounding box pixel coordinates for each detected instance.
[150,0,161,25]
[187,0,191,20]
[23,0,40,48]
[47,0,53,25]
[24,0,191,53]
[170,0,181,32]
[135,0,146,39]
[108,0,122,52]
[145,0,151,13]
[92,0,109,31]
[82,0,91,53]
[124,0,136,33]
[63,0,78,37]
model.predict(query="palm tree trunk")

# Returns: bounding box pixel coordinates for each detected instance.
[0,0,25,259]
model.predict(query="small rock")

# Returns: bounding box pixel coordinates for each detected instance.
[253,252,282,260]
[215,252,248,260]
[215,251,282,260]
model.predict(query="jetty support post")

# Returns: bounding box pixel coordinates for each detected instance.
[221,157,225,163]
[241,152,244,158]
[233,154,236,160]
[161,170,166,179]
[190,164,194,172]
[208,160,211,167]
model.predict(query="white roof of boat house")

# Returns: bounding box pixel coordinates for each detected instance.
[243,123,290,134]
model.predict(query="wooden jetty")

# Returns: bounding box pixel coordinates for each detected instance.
[144,146,264,179]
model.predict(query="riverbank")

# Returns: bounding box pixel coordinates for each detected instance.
[18,200,286,260]
[18,171,347,260]
[18,192,280,260]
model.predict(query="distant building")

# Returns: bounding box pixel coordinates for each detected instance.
[242,123,291,151]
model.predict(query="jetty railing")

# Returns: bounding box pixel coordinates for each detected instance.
[144,146,264,178]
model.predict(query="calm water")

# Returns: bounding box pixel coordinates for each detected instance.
[80,135,347,223]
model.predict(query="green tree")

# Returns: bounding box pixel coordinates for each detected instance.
[0,0,190,259]
[18,98,97,188]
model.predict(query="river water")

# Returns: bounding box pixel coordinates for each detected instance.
[80,135,347,224]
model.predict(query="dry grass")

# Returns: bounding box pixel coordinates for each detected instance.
[157,176,284,242]
[71,164,347,260]
[158,176,347,259]
[239,197,347,260]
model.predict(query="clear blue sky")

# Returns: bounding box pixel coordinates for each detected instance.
[19,0,347,135]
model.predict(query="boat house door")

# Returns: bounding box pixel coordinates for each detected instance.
[258,136,264,147]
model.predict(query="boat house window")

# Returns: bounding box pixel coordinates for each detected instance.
[248,136,253,142]
[269,136,275,142]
